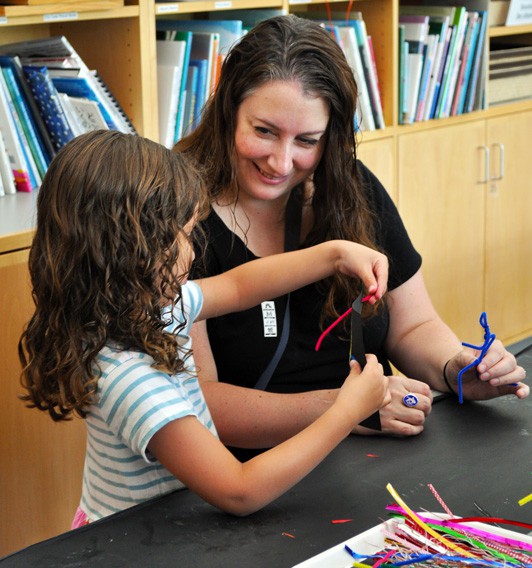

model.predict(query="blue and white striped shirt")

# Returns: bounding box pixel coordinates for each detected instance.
[80,281,217,522]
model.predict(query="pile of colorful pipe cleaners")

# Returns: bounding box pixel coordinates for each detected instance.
[344,483,532,567]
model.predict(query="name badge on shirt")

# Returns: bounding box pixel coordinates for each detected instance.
[261,301,277,337]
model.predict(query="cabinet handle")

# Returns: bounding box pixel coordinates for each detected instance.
[490,143,505,181]
[478,145,490,184]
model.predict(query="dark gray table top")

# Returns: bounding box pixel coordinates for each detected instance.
[2,346,531,567]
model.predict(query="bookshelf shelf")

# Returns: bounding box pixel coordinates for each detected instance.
[156,0,283,16]
[0,5,138,25]
[489,22,532,36]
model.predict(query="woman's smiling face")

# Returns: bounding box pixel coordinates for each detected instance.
[233,80,330,203]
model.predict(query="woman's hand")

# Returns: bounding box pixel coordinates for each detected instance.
[351,375,433,437]
[444,340,529,400]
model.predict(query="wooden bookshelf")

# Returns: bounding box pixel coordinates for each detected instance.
[0,0,530,558]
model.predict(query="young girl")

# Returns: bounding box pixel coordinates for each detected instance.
[19,130,390,525]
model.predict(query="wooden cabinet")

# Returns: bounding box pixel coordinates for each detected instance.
[485,110,532,342]
[0,247,86,557]
[397,112,532,343]
[357,135,397,202]
[397,120,487,340]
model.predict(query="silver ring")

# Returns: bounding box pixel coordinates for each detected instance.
[403,393,419,407]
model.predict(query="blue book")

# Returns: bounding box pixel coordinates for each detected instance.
[455,13,480,115]
[182,64,198,137]
[415,41,430,121]
[422,17,450,121]
[156,19,243,56]
[50,75,119,131]
[430,27,453,119]
[0,55,55,161]
[401,40,410,123]
[23,65,75,151]
[188,59,208,129]
[172,31,193,144]
[464,11,487,113]
[1,65,49,177]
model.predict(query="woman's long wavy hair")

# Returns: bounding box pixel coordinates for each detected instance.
[176,14,381,322]
[19,130,208,421]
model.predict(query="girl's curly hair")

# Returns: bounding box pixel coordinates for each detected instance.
[19,130,208,421]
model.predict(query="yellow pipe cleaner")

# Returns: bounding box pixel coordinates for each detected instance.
[518,493,532,506]
[385,483,477,559]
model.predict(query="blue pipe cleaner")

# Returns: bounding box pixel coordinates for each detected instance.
[457,312,496,404]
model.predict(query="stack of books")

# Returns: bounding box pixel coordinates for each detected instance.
[489,45,532,105]
[155,19,246,148]
[0,36,135,195]
[155,12,385,143]
[398,4,488,124]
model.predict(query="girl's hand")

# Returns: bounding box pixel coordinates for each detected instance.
[445,339,529,400]
[335,242,388,304]
[335,355,391,424]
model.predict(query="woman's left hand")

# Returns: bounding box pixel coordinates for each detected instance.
[353,375,433,437]
[444,339,529,400]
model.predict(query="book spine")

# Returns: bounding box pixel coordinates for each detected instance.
[403,52,423,124]
[464,13,487,113]
[353,19,385,129]
[430,27,453,119]
[173,32,193,144]
[401,40,410,123]
[422,32,445,121]
[190,60,208,130]
[23,65,75,152]
[0,129,17,194]
[0,56,55,162]
[158,65,181,148]
[436,10,467,118]
[339,25,375,131]
[416,35,435,121]
[398,25,405,125]
[449,14,477,117]
[455,16,480,115]
[1,66,49,178]
[184,64,199,137]
[0,70,41,188]
[0,72,33,192]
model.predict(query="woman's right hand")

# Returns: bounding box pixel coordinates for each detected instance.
[335,355,391,425]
